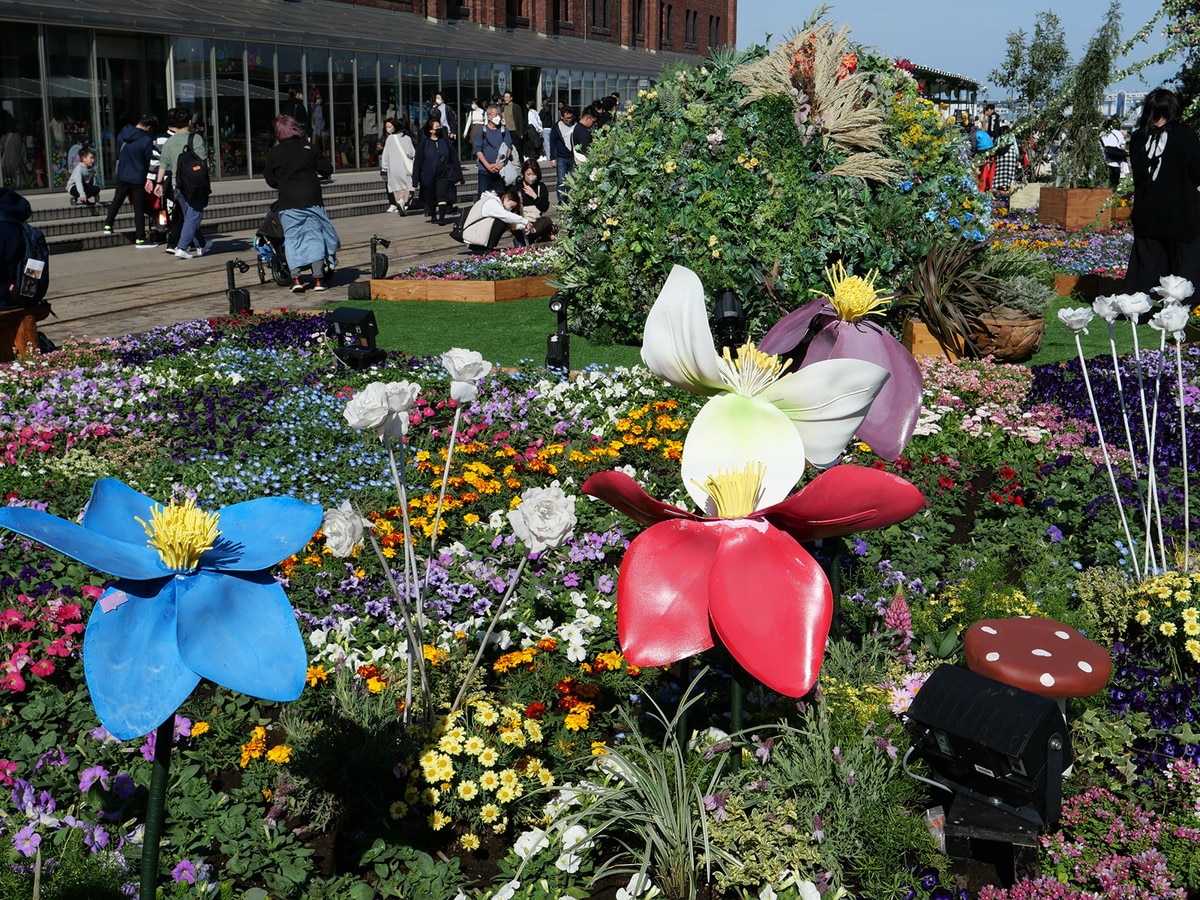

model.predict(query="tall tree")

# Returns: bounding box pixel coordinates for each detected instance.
[988,12,1070,116]
[1053,1,1123,186]
[989,29,1027,112]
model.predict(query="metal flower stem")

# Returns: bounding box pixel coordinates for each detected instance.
[139,717,175,900]
[1142,333,1169,573]
[450,555,527,716]
[423,404,463,596]
[1174,335,1191,570]
[1128,323,1166,573]
[1106,321,1143,482]
[1073,332,1141,580]
[382,437,428,714]
[364,523,428,720]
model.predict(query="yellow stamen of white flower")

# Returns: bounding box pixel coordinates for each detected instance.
[715,341,790,396]
[817,261,891,323]
[136,499,220,571]
[694,462,766,519]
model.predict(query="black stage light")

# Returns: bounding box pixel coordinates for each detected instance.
[225,258,252,314]
[711,287,746,355]
[904,664,1071,827]
[546,292,570,371]
[371,235,391,280]
[327,306,386,370]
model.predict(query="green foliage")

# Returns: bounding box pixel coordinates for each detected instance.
[990,12,1071,114]
[555,40,983,345]
[1071,564,1135,645]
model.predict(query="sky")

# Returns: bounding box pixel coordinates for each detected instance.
[735,0,1181,95]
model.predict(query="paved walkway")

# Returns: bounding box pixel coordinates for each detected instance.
[28,174,483,347]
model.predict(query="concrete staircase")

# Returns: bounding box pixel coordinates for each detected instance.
[30,170,490,255]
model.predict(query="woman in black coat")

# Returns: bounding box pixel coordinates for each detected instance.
[1124,88,1200,293]
[412,117,462,226]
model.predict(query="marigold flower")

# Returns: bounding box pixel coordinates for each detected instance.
[267,744,292,764]
[305,666,328,687]
[191,721,210,737]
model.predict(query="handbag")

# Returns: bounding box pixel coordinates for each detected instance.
[499,160,521,186]
[573,150,587,165]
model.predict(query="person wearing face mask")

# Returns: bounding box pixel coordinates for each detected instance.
[431,93,458,146]
[473,104,514,198]
[462,187,532,252]
[463,98,486,157]
[413,116,462,225]
[516,159,554,244]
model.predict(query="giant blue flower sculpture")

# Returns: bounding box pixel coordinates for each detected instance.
[0,479,321,740]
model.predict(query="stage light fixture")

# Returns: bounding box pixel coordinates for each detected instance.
[371,235,391,280]
[546,292,570,371]
[327,306,386,370]
[225,258,251,314]
[711,287,746,355]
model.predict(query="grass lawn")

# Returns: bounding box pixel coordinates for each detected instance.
[329,294,1172,372]
[328,297,645,369]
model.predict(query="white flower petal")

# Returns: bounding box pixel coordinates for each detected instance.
[1156,275,1195,304]
[680,393,807,513]
[760,358,889,467]
[640,265,726,395]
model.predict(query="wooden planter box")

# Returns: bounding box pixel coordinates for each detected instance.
[369,275,553,303]
[902,318,960,361]
[1037,186,1113,232]
[1053,273,1124,299]
[1110,203,1132,222]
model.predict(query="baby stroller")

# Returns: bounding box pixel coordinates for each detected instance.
[254,204,291,287]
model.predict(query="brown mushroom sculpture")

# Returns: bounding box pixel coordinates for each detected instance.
[963,616,1112,698]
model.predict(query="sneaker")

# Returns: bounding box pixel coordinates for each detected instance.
[135,240,157,248]
[386,204,397,213]
[102,224,112,233]
[312,281,328,292]
[173,247,194,259]
[291,281,305,294]
[163,245,176,254]
[192,245,207,256]
[70,198,79,206]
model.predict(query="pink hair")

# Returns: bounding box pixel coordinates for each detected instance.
[273,115,305,143]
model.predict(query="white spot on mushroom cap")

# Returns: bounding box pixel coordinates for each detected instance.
[1078,661,1093,673]
[1032,649,1052,657]
[1055,630,1071,640]
[986,652,1000,661]
[1040,672,1055,687]
[981,626,997,635]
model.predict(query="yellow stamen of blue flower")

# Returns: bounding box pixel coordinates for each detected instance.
[716,342,790,397]
[137,499,220,571]
[694,462,765,519]
[817,261,890,323]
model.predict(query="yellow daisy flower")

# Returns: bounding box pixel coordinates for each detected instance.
[480,803,501,823]
[458,780,479,801]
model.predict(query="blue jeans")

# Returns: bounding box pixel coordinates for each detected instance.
[555,157,574,204]
[176,191,204,251]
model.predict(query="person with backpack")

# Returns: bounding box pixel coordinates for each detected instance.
[102,113,158,247]
[157,107,211,260]
[0,186,49,310]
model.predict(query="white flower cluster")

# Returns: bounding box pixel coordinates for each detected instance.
[342,380,420,440]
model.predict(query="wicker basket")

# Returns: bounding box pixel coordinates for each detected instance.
[971,315,1045,362]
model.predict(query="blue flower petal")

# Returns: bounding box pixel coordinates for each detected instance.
[81,479,157,542]
[83,579,201,740]
[0,508,167,581]
[200,497,322,572]
[175,570,307,702]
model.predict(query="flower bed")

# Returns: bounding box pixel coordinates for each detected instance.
[990,206,1132,282]
[2,306,1200,899]
[373,246,561,303]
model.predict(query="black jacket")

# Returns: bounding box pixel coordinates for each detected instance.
[1130,122,1200,241]
[519,178,550,214]
[263,138,332,210]
[413,135,462,186]
[0,187,32,307]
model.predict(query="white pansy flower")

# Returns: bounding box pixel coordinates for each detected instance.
[1155,275,1195,304]
[1057,307,1094,334]
[508,482,577,553]
[441,348,493,402]
[555,850,583,873]
[321,500,372,557]
[492,881,521,900]
[616,873,658,900]
[512,828,550,860]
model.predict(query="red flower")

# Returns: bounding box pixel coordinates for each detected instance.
[524,702,546,720]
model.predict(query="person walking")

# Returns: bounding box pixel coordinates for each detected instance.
[1101,117,1129,190]
[157,107,210,259]
[413,116,462,225]
[1123,88,1200,294]
[102,113,158,247]
[524,100,544,162]
[501,91,523,161]
[263,115,339,293]
[462,99,486,156]
[379,117,415,215]
[547,107,578,204]
[286,88,310,138]
[473,104,514,198]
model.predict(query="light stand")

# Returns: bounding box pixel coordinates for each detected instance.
[546,292,570,371]
[371,235,390,280]
[225,258,251,314]
[327,306,387,370]
[711,287,746,356]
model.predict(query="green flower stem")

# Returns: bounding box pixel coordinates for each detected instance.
[139,717,175,900]
[450,555,527,716]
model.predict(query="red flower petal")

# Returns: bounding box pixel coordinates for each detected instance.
[762,466,925,542]
[708,522,832,697]
[582,471,699,528]
[616,520,717,666]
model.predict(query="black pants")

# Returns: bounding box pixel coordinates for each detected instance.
[70,183,101,202]
[421,176,452,219]
[104,180,147,239]
[1124,229,1200,294]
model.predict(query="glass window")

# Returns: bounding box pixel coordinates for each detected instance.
[172,38,213,180]
[330,50,355,169]
[44,28,94,189]
[306,48,331,164]
[213,40,247,177]
[400,57,421,127]
[246,43,276,175]
[0,23,42,189]
[381,55,400,129]
[358,54,379,166]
